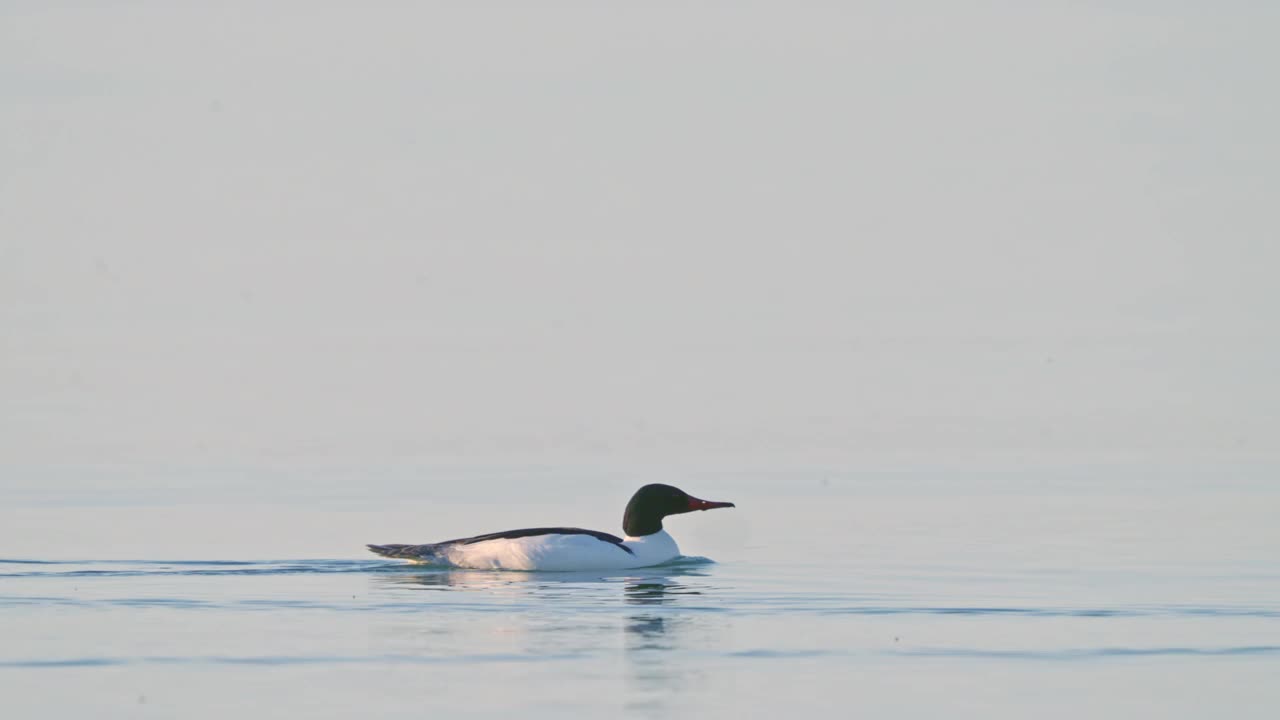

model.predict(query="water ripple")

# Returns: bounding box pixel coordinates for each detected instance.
[3,559,1278,622]
[0,557,714,579]
[894,645,1280,660]
[820,605,1280,618]
[0,652,587,669]
[7,645,1277,670]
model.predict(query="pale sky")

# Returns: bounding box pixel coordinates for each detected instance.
[3,2,1277,471]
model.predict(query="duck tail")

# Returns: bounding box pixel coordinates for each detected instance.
[366,543,438,561]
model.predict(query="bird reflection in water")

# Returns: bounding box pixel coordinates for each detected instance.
[624,577,686,650]
[623,575,712,713]
[370,563,719,709]
[378,568,523,591]
[376,565,713,596]
[625,577,701,605]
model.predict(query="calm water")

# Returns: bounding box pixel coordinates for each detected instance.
[3,465,1278,717]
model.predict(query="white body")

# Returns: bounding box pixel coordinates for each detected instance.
[429,530,681,571]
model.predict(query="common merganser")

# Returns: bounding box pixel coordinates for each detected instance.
[367,483,735,571]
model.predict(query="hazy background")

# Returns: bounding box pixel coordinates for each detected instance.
[4,2,1278,482]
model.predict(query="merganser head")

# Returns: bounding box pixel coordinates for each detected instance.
[622,483,735,537]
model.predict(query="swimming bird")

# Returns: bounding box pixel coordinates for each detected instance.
[367,483,735,571]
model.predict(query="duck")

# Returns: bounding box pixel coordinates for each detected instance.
[367,483,735,571]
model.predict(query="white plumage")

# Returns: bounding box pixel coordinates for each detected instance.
[425,530,680,571]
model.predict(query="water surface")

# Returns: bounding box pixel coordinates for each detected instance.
[3,466,1278,718]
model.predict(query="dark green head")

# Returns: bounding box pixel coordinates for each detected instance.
[622,483,735,537]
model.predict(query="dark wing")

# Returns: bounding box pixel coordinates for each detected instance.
[439,527,634,555]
